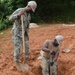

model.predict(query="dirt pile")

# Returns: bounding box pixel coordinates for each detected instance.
[0,24,75,75]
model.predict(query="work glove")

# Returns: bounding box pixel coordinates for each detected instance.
[50,61,54,66]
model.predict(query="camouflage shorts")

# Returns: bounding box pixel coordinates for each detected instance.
[40,57,57,75]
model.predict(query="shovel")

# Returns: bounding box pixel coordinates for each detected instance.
[20,15,29,71]
[50,53,53,75]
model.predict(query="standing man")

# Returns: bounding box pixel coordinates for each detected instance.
[9,1,37,68]
[40,35,64,75]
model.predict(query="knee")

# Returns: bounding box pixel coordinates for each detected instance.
[52,71,57,75]
[42,68,49,75]
[40,63,49,72]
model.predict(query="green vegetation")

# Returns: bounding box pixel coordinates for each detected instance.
[0,0,75,30]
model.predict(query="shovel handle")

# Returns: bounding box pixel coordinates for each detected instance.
[21,15,25,53]
[50,54,52,75]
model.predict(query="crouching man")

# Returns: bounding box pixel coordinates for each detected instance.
[40,35,64,75]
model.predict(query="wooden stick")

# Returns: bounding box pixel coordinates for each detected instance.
[21,15,25,63]
[50,53,52,75]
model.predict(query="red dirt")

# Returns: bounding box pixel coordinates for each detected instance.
[0,24,75,75]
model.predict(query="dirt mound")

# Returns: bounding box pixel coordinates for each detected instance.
[0,24,75,75]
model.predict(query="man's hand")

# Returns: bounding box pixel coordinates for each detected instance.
[18,10,25,17]
[51,51,56,55]
[50,61,54,66]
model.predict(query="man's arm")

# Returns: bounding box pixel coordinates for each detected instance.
[53,50,59,62]
[50,50,59,66]
[42,40,50,52]
[9,8,24,22]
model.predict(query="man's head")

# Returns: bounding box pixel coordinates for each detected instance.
[53,35,64,47]
[26,1,37,12]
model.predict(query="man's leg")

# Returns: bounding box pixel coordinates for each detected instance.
[40,57,49,75]
[14,45,20,62]
[52,62,58,75]
[13,36,22,69]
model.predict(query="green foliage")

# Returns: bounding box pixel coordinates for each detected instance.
[0,20,5,30]
[0,0,75,30]
[0,0,12,30]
